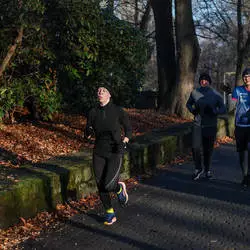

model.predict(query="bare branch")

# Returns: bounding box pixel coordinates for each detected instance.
[196,24,230,43]
[0,26,23,78]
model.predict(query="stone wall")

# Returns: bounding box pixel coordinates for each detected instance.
[0,115,234,229]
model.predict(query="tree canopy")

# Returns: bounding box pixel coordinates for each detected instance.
[0,0,149,121]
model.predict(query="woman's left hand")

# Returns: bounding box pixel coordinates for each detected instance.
[123,137,129,143]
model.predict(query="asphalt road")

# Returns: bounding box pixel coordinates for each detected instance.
[20,143,250,250]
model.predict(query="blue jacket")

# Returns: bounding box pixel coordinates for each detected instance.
[186,86,226,127]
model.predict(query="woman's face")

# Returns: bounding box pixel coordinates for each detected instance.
[97,87,111,104]
[243,75,250,86]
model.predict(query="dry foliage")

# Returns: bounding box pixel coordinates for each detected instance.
[0,109,188,168]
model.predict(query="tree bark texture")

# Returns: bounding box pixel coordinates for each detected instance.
[140,0,151,31]
[134,0,139,26]
[235,0,244,86]
[174,0,200,117]
[150,0,176,111]
[235,0,250,86]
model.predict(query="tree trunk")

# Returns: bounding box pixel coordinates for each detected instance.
[174,0,200,117]
[140,0,151,31]
[134,0,139,26]
[150,0,176,112]
[235,0,250,86]
[0,27,23,79]
[235,0,244,86]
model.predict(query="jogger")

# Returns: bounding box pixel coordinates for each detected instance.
[186,73,226,180]
[232,67,250,187]
[84,83,132,225]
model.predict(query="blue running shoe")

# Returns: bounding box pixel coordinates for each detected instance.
[117,181,128,207]
[104,213,117,225]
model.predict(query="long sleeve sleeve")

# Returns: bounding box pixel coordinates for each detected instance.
[119,108,132,139]
[84,109,95,138]
[215,95,226,115]
[186,92,198,115]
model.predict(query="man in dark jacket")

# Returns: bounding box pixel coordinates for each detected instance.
[84,83,132,225]
[186,73,226,180]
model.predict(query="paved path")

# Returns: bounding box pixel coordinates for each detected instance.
[21,143,250,250]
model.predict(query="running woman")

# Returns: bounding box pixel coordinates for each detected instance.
[84,83,132,225]
[232,67,250,187]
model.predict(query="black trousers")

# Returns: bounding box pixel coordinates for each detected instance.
[92,153,123,210]
[192,125,217,172]
[235,126,250,176]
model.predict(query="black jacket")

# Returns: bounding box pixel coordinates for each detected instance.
[85,101,132,157]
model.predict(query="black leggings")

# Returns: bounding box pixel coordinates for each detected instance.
[93,153,123,210]
[235,126,250,176]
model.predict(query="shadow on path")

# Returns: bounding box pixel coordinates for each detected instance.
[19,143,250,250]
[144,168,250,207]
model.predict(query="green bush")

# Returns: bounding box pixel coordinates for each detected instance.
[0,0,149,120]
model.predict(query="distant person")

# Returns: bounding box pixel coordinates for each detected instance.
[84,83,132,225]
[186,73,226,180]
[232,67,250,187]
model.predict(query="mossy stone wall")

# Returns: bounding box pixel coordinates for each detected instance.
[0,114,234,229]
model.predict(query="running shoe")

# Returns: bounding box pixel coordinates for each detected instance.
[104,213,117,225]
[192,169,204,180]
[117,181,128,207]
[241,176,248,187]
[205,171,212,179]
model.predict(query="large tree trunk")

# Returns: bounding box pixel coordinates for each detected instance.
[140,0,151,31]
[0,27,23,78]
[174,0,200,117]
[235,0,250,86]
[150,0,176,112]
[235,0,244,86]
[134,0,139,26]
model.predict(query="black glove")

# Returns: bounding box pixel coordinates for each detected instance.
[192,109,199,116]
[221,85,232,95]
[116,142,128,154]
[83,126,94,140]
[203,106,215,116]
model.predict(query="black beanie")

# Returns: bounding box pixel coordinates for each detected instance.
[199,73,212,84]
[242,67,250,79]
[98,82,113,96]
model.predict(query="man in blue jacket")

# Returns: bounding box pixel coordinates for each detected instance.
[186,73,226,180]
[232,67,250,187]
